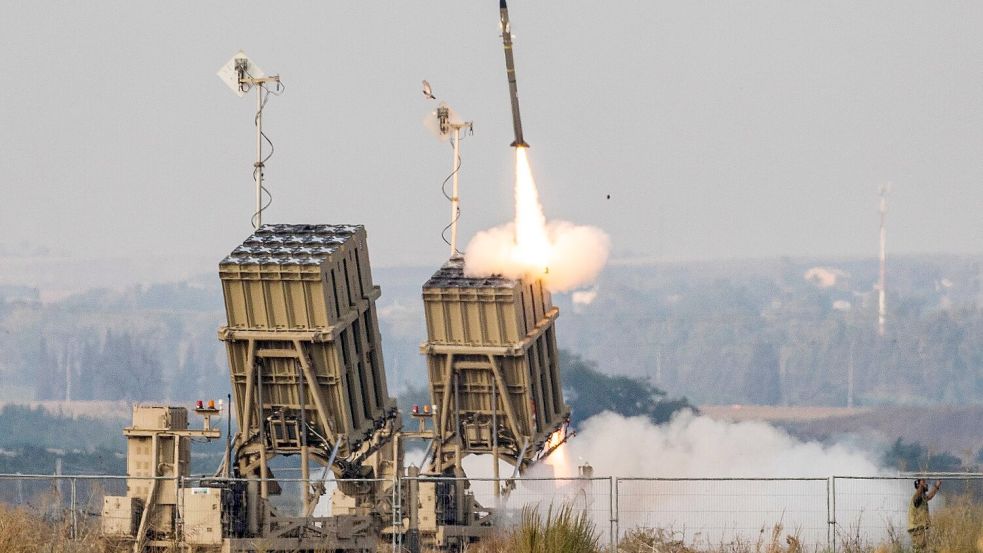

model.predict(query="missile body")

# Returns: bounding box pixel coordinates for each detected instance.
[500,0,529,148]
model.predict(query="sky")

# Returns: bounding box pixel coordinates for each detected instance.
[3,2,983,276]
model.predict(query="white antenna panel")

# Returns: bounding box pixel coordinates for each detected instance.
[216,50,266,97]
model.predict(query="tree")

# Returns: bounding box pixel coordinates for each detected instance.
[559,350,694,426]
[34,337,61,400]
[744,341,782,405]
[883,437,963,472]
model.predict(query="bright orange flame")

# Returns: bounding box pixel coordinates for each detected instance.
[543,430,573,481]
[511,147,551,276]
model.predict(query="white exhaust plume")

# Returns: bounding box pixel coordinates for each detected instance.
[464,148,609,292]
[554,411,896,546]
[571,287,599,311]
[553,411,881,478]
[517,411,892,546]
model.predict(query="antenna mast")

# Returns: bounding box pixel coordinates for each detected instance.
[217,51,282,229]
[877,185,888,337]
[435,103,473,257]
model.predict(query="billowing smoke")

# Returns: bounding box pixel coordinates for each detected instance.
[464,148,609,293]
[527,411,893,546]
[425,411,898,546]
[552,411,882,478]
[571,287,599,312]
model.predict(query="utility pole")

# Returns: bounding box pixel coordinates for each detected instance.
[847,337,855,408]
[878,185,888,337]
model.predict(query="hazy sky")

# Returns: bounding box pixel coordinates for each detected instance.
[3,2,983,272]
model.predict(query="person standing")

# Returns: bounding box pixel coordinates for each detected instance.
[908,478,942,553]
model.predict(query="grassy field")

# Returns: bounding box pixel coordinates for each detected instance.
[0,505,105,553]
[2,496,982,553]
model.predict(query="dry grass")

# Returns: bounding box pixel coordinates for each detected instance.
[833,494,983,553]
[615,496,983,553]
[834,517,905,553]
[0,503,149,553]
[0,504,93,552]
[927,494,983,553]
[4,494,983,553]
[460,532,513,553]
[618,523,803,553]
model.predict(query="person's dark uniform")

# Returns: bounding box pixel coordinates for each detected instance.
[908,478,941,553]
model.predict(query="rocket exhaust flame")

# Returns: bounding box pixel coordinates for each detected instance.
[542,426,574,485]
[541,424,575,458]
[466,1,607,291]
[467,6,603,497]
[463,148,610,293]
[512,147,550,269]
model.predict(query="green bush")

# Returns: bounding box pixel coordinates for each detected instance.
[510,503,600,553]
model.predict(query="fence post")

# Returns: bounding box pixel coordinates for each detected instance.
[825,477,831,552]
[392,475,398,553]
[831,476,837,553]
[177,475,186,547]
[70,477,78,540]
[612,477,620,551]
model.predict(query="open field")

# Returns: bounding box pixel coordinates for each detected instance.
[701,405,983,462]
[700,405,873,423]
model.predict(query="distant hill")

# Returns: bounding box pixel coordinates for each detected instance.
[0,254,980,408]
[557,255,983,406]
[785,405,983,463]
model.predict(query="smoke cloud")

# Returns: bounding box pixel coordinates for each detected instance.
[554,411,882,478]
[433,412,899,546]
[464,148,610,293]
[464,221,610,293]
[528,412,890,546]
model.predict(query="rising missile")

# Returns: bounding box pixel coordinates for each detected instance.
[500,0,529,148]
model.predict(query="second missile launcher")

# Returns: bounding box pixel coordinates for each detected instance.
[421,257,569,475]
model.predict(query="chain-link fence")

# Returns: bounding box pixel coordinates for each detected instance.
[401,476,615,546]
[0,474,162,543]
[1,472,981,551]
[831,474,983,551]
[616,477,830,549]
